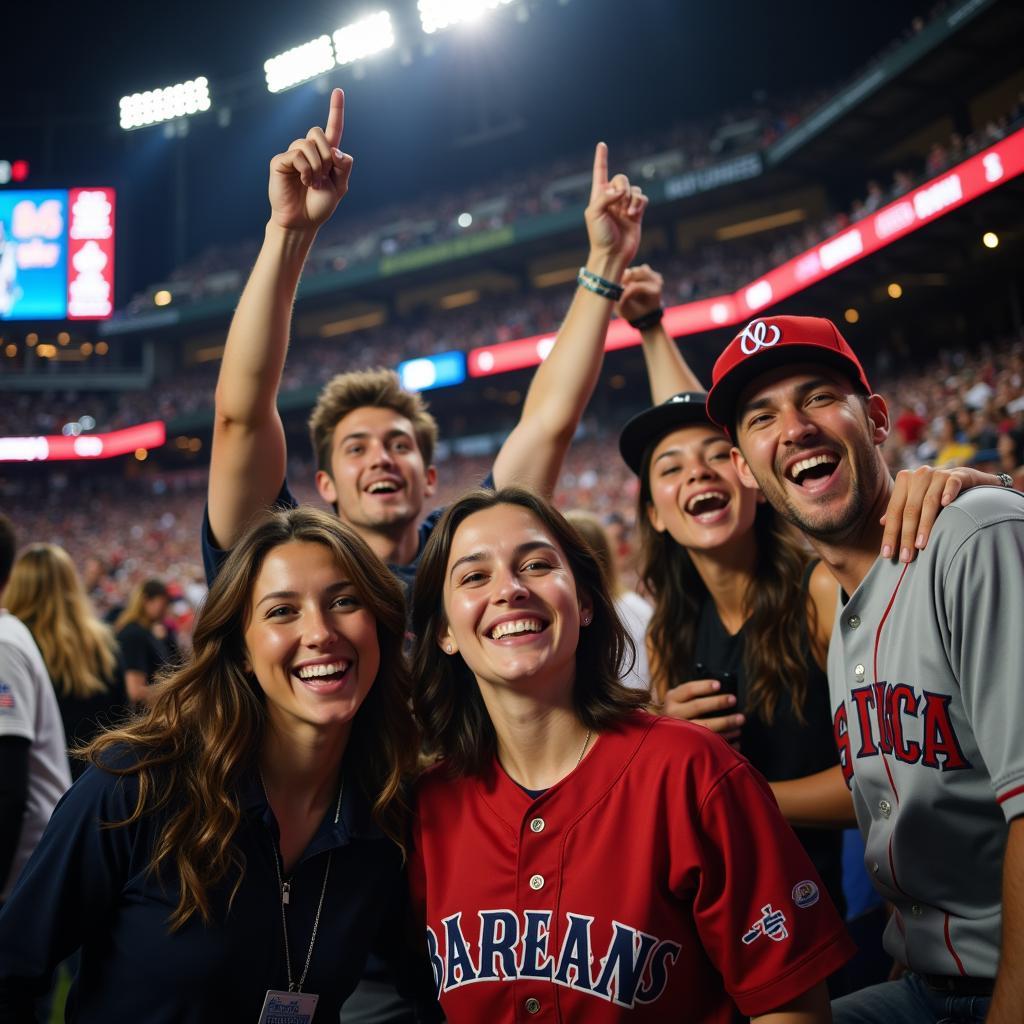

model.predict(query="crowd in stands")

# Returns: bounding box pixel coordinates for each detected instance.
[5,85,1021,441]
[112,0,979,317]
[124,94,817,315]
[3,331,1022,644]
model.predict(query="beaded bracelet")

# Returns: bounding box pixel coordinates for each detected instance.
[577,266,624,301]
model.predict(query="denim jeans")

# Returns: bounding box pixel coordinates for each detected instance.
[832,972,991,1024]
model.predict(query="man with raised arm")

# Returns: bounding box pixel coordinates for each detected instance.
[205,89,647,584]
[705,315,1024,1024]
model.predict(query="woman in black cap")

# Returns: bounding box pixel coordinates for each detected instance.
[615,265,997,925]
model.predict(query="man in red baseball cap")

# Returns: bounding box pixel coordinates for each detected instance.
[706,314,1024,1024]
[706,316,878,548]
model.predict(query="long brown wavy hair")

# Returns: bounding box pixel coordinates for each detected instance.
[411,487,648,777]
[638,444,816,724]
[85,507,418,931]
[5,543,118,700]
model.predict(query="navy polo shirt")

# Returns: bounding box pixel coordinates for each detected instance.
[201,479,449,593]
[201,474,494,592]
[0,749,433,1023]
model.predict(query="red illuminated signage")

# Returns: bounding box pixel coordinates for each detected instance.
[67,187,116,320]
[0,421,165,462]
[469,127,1024,378]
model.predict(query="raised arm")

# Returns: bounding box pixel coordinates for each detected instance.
[492,142,647,496]
[617,264,702,401]
[207,89,354,551]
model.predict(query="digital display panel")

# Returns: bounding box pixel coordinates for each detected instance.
[0,187,115,321]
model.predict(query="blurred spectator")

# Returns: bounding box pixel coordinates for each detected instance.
[565,509,652,692]
[4,545,128,780]
[114,579,178,704]
[935,413,977,468]
[0,515,71,907]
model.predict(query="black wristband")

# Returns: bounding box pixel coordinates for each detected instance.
[628,307,664,331]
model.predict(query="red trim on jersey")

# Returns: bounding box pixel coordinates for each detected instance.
[880,754,901,804]
[873,563,911,805]
[887,836,909,896]
[997,782,1024,805]
[944,913,967,976]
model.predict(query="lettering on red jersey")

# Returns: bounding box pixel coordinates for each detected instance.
[833,683,973,785]
[426,910,683,1009]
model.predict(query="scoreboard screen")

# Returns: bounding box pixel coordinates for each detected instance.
[0,187,115,321]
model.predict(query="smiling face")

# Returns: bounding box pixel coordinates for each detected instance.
[439,503,590,701]
[243,540,380,742]
[731,366,889,541]
[646,424,760,552]
[316,406,437,535]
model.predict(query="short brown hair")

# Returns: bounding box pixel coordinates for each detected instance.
[411,487,645,777]
[308,367,439,475]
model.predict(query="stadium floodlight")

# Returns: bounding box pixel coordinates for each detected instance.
[334,11,395,66]
[119,77,211,131]
[264,36,335,93]
[418,0,514,34]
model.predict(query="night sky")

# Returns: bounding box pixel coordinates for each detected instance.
[2,0,929,294]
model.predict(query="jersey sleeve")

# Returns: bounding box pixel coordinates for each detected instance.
[689,760,855,1017]
[201,478,298,586]
[942,512,1024,821]
[0,640,38,743]
[0,761,139,1016]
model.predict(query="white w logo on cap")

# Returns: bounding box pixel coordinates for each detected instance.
[738,320,781,355]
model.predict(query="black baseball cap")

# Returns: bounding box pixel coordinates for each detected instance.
[618,392,714,475]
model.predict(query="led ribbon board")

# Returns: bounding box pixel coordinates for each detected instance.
[468,128,1024,377]
[0,421,165,462]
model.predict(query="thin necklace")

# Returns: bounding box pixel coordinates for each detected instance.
[576,727,593,768]
[260,770,343,993]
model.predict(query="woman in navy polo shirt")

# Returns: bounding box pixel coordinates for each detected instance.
[0,507,437,1023]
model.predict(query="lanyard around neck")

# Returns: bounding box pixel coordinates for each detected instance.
[260,772,344,993]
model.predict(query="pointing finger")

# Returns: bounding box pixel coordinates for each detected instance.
[590,141,609,202]
[325,88,345,150]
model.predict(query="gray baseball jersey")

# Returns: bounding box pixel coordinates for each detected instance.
[827,486,1024,979]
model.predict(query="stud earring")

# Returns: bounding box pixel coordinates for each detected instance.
[582,614,592,626]
[445,644,453,654]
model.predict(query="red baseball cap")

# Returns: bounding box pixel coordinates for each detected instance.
[705,315,872,435]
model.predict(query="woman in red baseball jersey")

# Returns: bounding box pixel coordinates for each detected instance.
[409,486,855,1023]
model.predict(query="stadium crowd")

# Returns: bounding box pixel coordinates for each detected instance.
[2,330,1022,633]
[2,5,1023,1020]
[4,86,1021,441]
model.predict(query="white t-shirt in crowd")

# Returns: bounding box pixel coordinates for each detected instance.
[615,590,654,692]
[0,610,71,901]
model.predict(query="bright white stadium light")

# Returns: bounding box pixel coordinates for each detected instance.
[334,11,395,66]
[418,0,514,34]
[119,77,211,131]
[264,36,335,93]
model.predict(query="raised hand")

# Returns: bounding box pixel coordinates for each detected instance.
[879,464,1006,561]
[616,263,664,324]
[268,88,354,232]
[584,142,647,279]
